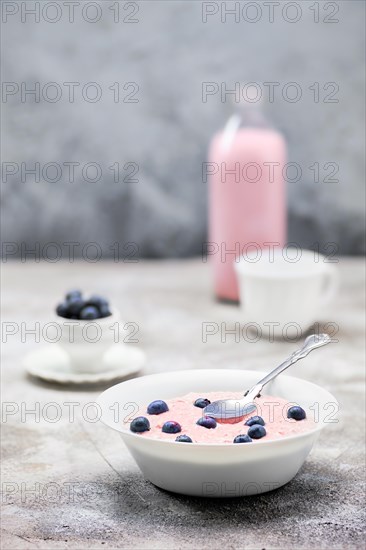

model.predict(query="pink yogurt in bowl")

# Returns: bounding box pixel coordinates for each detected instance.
[134,392,315,444]
[98,369,338,497]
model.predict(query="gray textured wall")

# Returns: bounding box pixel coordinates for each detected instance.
[1,1,365,258]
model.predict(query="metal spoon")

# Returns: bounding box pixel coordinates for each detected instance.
[203,333,332,422]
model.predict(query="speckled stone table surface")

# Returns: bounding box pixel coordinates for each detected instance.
[1,259,365,549]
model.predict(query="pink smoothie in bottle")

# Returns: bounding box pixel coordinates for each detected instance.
[208,108,287,302]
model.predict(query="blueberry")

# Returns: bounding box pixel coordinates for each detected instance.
[245,415,265,427]
[162,421,182,434]
[66,290,82,301]
[83,295,111,318]
[98,304,112,318]
[147,400,169,415]
[66,297,85,317]
[130,416,150,433]
[233,434,252,444]
[88,295,109,308]
[175,435,192,443]
[287,406,306,421]
[56,303,70,318]
[196,416,217,429]
[194,398,211,409]
[79,306,99,320]
[247,424,266,439]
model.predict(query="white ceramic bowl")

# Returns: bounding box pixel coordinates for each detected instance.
[98,369,338,497]
[57,308,120,373]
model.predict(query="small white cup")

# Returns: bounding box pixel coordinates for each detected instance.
[235,249,338,339]
[56,309,120,373]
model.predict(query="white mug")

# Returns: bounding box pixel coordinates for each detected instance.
[57,309,120,373]
[235,248,338,339]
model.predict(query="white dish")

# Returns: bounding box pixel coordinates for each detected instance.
[24,343,145,385]
[98,369,338,497]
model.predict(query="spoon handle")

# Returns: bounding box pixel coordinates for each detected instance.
[245,333,332,401]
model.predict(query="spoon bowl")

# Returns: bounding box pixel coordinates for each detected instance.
[97,368,338,497]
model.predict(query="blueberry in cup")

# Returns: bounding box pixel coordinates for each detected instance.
[56,290,112,320]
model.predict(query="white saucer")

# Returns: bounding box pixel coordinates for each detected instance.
[23,344,145,385]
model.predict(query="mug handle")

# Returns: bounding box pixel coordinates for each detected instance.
[320,263,339,306]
